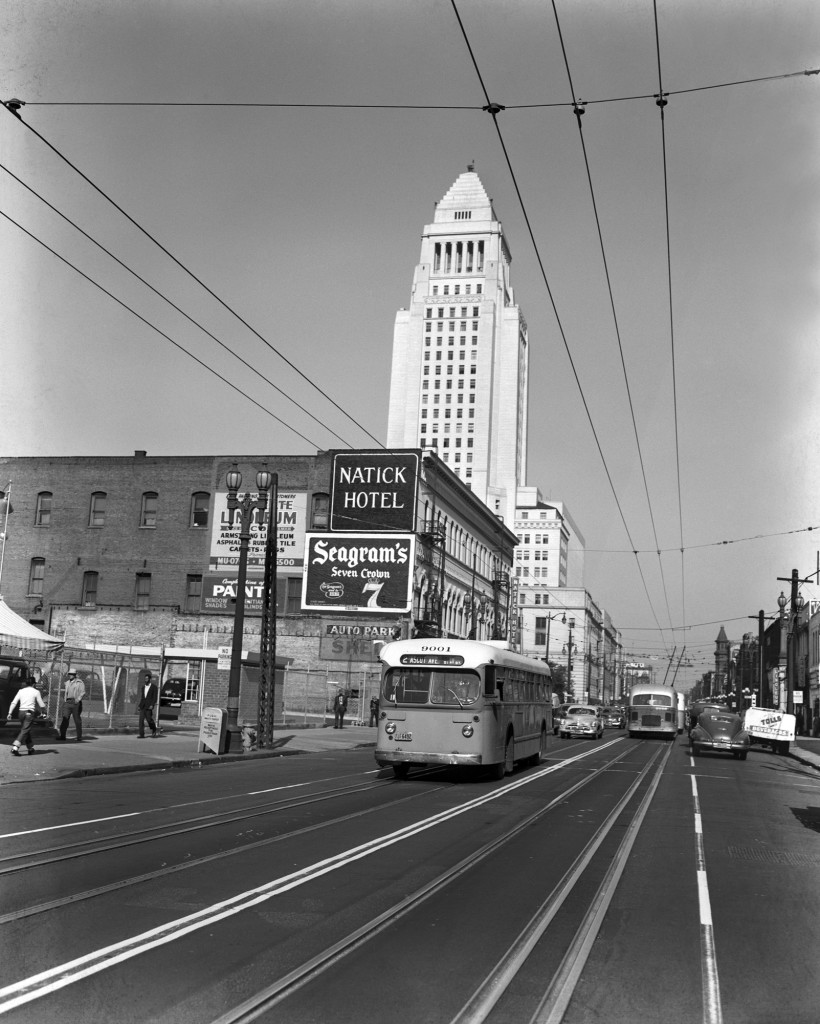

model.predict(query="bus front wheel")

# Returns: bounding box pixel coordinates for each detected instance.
[503,733,515,776]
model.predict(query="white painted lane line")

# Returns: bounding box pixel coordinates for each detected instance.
[0,742,617,1012]
[691,776,723,1024]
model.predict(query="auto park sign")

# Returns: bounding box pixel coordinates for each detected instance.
[329,451,418,533]
[302,533,415,613]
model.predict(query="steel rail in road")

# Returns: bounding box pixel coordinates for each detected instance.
[207,739,640,1024]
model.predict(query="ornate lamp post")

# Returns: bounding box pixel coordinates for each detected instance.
[225,463,272,752]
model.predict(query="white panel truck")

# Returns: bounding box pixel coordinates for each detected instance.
[743,706,796,755]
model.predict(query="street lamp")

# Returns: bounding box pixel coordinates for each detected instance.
[0,482,12,599]
[777,591,788,711]
[225,463,272,752]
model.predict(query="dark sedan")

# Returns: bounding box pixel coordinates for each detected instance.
[690,710,750,760]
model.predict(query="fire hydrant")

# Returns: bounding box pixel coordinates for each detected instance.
[241,725,257,751]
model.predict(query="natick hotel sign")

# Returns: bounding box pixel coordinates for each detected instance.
[329,451,418,533]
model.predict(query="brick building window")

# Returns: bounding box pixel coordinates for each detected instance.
[35,492,52,527]
[140,492,158,528]
[88,492,106,527]
[82,571,99,606]
[185,574,202,612]
[135,573,151,609]
[28,558,45,596]
[190,492,209,528]
[311,493,329,529]
[277,575,302,615]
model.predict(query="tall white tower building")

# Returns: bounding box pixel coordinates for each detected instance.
[386,168,528,526]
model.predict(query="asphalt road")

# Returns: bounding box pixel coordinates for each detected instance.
[1,731,818,1024]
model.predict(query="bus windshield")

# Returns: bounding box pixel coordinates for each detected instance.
[631,693,673,707]
[382,668,481,707]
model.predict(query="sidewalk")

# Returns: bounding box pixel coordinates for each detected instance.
[0,721,378,785]
[3,723,819,786]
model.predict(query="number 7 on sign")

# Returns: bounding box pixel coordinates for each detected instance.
[363,580,384,607]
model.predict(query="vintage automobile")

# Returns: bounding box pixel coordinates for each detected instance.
[687,700,725,736]
[559,704,604,740]
[603,706,625,728]
[690,710,750,760]
[552,704,572,735]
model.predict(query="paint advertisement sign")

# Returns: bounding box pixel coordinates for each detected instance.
[202,573,265,615]
[210,491,307,569]
[329,451,418,533]
[302,533,415,613]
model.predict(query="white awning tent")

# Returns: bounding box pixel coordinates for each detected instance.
[0,598,64,653]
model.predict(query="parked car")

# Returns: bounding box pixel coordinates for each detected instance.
[552,703,571,735]
[559,704,604,740]
[690,710,750,760]
[0,656,33,721]
[603,706,625,728]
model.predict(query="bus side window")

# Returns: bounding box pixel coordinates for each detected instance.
[484,666,496,697]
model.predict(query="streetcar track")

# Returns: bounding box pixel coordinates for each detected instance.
[0,775,400,874]
[206,741,640,1024]
[0,783,448,925]
[0,740,630,1014]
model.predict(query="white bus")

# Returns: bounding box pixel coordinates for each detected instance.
[375,639,552,780]
[628,682,680,739]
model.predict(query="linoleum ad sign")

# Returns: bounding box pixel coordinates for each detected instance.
[302,534,415,613]
[202,490,307,614]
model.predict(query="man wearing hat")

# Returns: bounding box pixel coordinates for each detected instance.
[59,669,86,742]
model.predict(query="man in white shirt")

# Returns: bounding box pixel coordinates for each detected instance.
[8,681,46,756]
[59,669,86,742]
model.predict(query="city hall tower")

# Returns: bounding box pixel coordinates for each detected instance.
[386,168,528,526]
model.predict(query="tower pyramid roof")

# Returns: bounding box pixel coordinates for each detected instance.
[434,169,497,223]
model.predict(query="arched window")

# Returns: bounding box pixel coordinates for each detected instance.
[140,492,158,528]
[89,492,106,527]
[82,571,99,606]
[35,492,52,527]
[190,492,209,528]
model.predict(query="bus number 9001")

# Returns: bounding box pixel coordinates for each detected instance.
[419,645,451,653]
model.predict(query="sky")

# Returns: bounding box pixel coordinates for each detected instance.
[1,0,819,691]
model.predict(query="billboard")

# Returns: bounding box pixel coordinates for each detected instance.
[330,451,418,533]
[202,573,265,615]
[302,533,415,613]
[209,490,307,570]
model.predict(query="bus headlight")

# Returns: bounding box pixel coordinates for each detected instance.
[461,724,474,738]
[385,722,397,735]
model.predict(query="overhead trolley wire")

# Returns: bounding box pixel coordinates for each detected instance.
[0,103,384,453]
[448,0,670,648]
[0,209,324,450]
[549,0,676,648]
[652,0,688,638]
[14,67,818,110]
[0,162,359,451]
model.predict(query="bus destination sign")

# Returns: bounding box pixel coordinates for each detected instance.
[400,654,465,667]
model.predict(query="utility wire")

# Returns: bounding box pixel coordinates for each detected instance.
[0,163,358,450]
[1,104,383,451]
[653,0,687,638]
[16,67,818,109]
[448,0,669,646]
[550,0,676,649]
[0,209,324,450]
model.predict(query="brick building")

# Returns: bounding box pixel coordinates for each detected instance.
[0,449,516,726]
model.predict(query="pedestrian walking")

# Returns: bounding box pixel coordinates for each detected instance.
[137,670,159,738]
[58,669,86,742]
[8,682,46,756]
[333,690,348,729]
[369,695,379,727]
